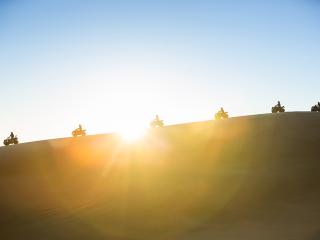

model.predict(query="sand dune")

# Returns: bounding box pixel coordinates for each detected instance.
[0,112,319,240]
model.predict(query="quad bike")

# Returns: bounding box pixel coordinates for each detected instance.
[215,110,229,120]
[271,105,285,113]
[72,127,86,137]
[311,102,320,112]
[3,136,19,146]
[150,115,164,128]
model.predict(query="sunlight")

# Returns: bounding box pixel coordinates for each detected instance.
[117,125,147,142]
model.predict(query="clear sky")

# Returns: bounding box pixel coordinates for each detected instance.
[0,0,319,142]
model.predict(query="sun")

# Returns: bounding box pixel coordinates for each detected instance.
[117,125,147,142]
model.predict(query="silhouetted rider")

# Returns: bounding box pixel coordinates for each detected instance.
[277,101,281,108]
[220,107,225,113]
[10,132,14,139]
[78,124,82,130]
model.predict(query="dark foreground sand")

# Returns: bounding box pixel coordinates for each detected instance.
[0,112,319,240]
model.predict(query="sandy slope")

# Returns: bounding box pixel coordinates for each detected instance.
[0,112,319,240]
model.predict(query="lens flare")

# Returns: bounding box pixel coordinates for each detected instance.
[117,126,146,142]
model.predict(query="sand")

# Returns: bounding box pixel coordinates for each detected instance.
[0,112,319,239]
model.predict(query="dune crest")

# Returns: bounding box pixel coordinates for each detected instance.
[0,112,319,240]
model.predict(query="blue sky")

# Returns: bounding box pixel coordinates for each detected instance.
[0,0,319,142]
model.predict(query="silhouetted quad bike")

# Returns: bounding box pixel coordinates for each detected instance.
[3,137,19,146]
[150,119,164,128]
[72,129,86,137]
[311,104,320,112]
[215,111,229,120]
[271,106,285,113]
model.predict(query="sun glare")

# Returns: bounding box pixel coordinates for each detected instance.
[118,126,147,142]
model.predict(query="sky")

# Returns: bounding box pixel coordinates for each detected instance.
[0,0,319,142]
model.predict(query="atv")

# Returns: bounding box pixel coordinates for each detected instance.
[3,136,19,146]
[215,110,229,120]
[72,127,86,137]
[271,104,285,113]
[150,115,164,128]
[311,102,320,112]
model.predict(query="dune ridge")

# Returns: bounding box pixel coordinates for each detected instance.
[0,112,319,240]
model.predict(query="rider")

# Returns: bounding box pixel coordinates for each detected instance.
[220,107,225,113]
[78,124,82,130]
[277,101,281,108]
[10,132,14,139]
